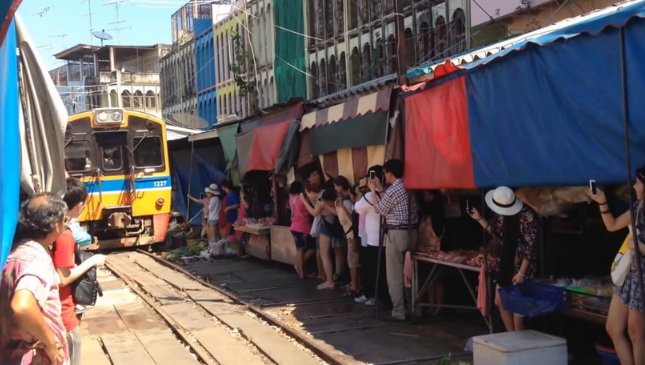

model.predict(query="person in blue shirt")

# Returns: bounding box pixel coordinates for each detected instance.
[221,180,240,238]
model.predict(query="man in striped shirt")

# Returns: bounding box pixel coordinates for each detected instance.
[369,159,419,321]
[0,194,68,365]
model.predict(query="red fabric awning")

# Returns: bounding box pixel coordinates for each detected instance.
[404,76,475,190]
[236,102,304,176]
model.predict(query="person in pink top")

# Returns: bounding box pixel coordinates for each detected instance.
[289,181,315,279]
[0,193,69,365]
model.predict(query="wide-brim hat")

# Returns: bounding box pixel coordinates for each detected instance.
[485,186,523,216]
[205,184,221,195]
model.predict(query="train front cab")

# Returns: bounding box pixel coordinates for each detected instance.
[65,109,171,250]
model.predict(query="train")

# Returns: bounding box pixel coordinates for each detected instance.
[65,108,172,250]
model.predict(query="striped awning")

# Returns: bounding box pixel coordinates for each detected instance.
[299,86,392,131]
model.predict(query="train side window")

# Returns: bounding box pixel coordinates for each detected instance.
[65,141,92,172]
[133,137,163,168]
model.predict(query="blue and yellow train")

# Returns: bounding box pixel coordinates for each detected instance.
[65,108,172,250]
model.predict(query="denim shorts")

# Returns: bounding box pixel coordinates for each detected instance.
[208,219,218,226]
[292,232,314,250]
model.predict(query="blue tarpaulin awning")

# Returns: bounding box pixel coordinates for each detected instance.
[403,0,645,189]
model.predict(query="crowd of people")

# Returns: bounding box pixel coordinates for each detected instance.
[0,178,107,365]
[6,160,645,365]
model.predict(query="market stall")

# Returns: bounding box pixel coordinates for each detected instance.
[233,101,304,264]
[402,0,645,332]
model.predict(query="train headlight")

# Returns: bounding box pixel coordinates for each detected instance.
[94,108,124,125]
[97,111,108,122]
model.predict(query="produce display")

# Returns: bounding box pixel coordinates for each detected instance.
[550,276,612,317]
[416,249,500,271]
[234,217,276,230]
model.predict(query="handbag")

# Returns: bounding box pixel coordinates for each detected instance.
[72,245,103,306]
[611,227,634,287]
[310,216,321,238]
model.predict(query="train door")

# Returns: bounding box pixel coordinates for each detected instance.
[93,130,132,215]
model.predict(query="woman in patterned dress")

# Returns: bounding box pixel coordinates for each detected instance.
[591,167,645,365]
[469,186,538,332]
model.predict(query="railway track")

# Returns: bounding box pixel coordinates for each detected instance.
[105,251,350,365]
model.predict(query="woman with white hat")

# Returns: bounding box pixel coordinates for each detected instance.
[189,183,222,242]
[468,186,538,332]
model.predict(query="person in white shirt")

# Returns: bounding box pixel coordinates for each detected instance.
[353,166,390,307]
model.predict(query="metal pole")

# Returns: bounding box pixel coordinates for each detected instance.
[619,27,645,310]
[187,140,195,223]
[481,188,492,333]
[372,98,398,320]
[394,0,407,86]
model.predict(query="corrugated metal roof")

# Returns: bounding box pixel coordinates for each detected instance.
[314,73,398,107]
[166,124,199,141]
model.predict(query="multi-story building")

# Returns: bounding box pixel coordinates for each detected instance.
[52,44,169,117]
[160,40,197,123]
[161,0,218,128]
[304,0,470,99]
[195,18,217,126]
[246,0,277,110]
[214,4,249,118]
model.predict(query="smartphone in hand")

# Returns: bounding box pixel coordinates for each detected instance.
[589,180,597,196]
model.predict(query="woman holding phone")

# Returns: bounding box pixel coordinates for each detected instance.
[468,186,538,332]
[590,166,645,365]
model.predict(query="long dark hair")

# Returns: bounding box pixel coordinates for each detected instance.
[499,212,521,275]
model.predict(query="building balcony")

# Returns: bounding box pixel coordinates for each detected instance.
[99,71,160,85]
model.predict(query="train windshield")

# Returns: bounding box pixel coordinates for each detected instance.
[96,132,127,173]
[133,136,163,167]
[64,141,92,172]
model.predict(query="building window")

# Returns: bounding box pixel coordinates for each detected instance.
[404,28,415,68]
[319,58,327,97]
[122,90,132,108]
[134,90,144,108]
[359,0,369,25]
[328,55,337,94]
[348,0,358,30]
[325,0,334,38]
[308,0,316,47]
[310,61,319,99]
[388,35,397,74]
[339,52,347,90]
[376,43,384,77]
[335,0,344,35]
[435,16,447,57]
[316,1,324,39]
[419,21,432,63]
[452,9,466,55]
[146,90,157,109]
[362,43,371,82]
[350,47,360,86]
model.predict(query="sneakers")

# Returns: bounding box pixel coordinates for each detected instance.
[355,295,368,303]
[364,298,376,306]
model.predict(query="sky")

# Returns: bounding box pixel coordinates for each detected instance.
[17,0,186,70]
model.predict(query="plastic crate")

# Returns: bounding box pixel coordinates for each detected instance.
[498,282,565,318]
[566,289,611,317]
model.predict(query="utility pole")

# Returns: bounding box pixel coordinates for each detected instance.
[394,0,407,86]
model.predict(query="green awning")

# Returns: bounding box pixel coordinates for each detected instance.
[218,123,239,164]
[309,111,389,155]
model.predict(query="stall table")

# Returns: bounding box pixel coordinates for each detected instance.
[233,225,271,262]
[410,253,493,332]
